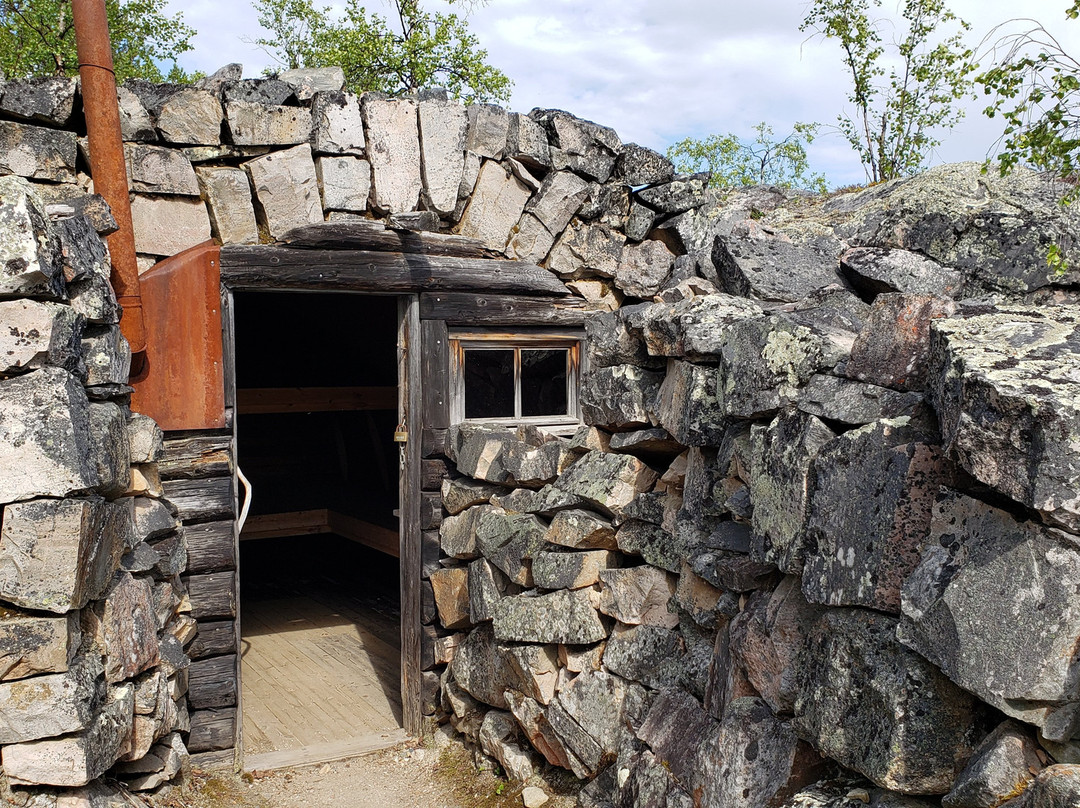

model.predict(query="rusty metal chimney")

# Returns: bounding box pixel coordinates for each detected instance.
[71,0,147,358]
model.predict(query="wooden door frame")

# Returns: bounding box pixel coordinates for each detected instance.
[222,286,424,744]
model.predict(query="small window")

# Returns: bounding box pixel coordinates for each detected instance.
[450,331,583,433]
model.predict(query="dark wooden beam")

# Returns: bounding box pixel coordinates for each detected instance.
[236,386,397,415]
[419,292,589,326]
[279,220,496,259]
[220,246,570,297]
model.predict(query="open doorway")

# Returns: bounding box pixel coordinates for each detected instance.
[233,291,406,769]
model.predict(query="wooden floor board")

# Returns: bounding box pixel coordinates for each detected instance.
[241,585,403,760]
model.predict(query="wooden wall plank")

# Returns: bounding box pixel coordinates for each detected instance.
[188,620,237,660]
[419,292,588,326]
[188,654,238,710]
[220,246,570,297]
[421,531,441,580]
[421,320,450,431]
[188,708,237,753]
[420,492,443,531]
[421,428,448,459]
[159,433,232,480]
[162,478,234,523]
[421,459,451,491]
[185,521,236,574]
[186,571,237,619]
[399,295,423,736]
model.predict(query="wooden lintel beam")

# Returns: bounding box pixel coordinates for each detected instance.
[419,292,589,326]
[236,386,397,415]
[279,221,496,259]
[220,246,570,297]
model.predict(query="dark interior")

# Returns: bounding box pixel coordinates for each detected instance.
[234,291,400,529]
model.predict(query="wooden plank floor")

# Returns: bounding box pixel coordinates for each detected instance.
[240,537,404,768]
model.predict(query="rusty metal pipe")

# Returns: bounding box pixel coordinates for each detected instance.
[72,0,146,358]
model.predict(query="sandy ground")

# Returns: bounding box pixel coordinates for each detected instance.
[152,736,581,808]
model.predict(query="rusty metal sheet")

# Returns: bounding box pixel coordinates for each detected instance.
[130,242,225,431]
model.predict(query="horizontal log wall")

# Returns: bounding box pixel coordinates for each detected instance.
[165,428,240,762]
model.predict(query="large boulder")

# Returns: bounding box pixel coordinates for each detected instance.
[794,607,982,794]
[899,492,1080,741]
[801,419,952,613]
[927,306,1080,532]
[829,162,1080,295]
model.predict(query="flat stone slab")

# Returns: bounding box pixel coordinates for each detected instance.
[492,589,608,644]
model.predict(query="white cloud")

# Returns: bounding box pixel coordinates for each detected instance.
[167,0,1080,187]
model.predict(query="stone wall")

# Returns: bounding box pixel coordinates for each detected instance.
[1,63,1080,808]
[0,176,191,805]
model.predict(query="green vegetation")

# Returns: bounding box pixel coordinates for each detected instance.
[0,0,198,81]
[252,0,512,103]
[800,0,976,183]
[977,2,1080,198]
[666,122,828,192]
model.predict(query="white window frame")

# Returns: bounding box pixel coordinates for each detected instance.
[449,329,585,435]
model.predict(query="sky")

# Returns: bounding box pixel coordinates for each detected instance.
[164,0,1080,188]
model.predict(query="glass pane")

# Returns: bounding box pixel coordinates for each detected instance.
[521,349,568,417]
[464,349,515,418]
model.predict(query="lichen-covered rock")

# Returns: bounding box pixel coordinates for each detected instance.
[0,497,129,613]
[580,364,662,428]
[127,414,163,465]
[998,765,1080,808]
[278,66,345,99]
[550,670,647,777]
[492,589,608,644]
[615,239,677,299]
[841,247,964,299]
[456,160,531,250]
[927,306,1080,532]
[546,219,625,279]
[315,154,371,213]
[0,609,78,681]
[149,86,223,145]
[226,100,314,146]
[505,689,583,773]
[899,492,1080,741]
[530,109,620,183]
[418,98,468,216]
[545,509,618,550]
[87,402,129,498]
[584,307,659,369]
[637,173,710,215]
[617,520,680,573]
[638,294,763,358]
[502,113,547,170]
[748,410,836,575]
[533,549,617,590]
[712,219,845,302]
[603,623,686,691]
[0,120,77,182]
[466,104,509,159]
[0,658,100,744]
[846,293,958,391]
[438,499,490,557]
[361,95,421,214]
[311,90,365,155]
[0,76,77,125]
[717,315,844,419]
[655,359,727,446]
[943,720,1044,808]
[123,143,200,195]
[475,506,547,585]
[479,710,535,781]
[801,419,952,613]
[442,477,505,516]
[493,484,584,518]
[616,143,675,186]
[555,450,659,517]
[117,84,157,142]
[796,375,925,425]
[598,566,677,627]
[130,194,212,256]
[2,682,133,787]
[794,607,982,794]
[244,143,322,240]
[82,326,131,387]
[0,300,83,375]
[196,166,259,244]
[830,162,1080,295]
[0,367,98,504]
[0,176,65,298]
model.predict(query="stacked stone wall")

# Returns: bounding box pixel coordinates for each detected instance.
[1,63,1080,808]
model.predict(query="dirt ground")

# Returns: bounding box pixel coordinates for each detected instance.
[151,735,582,808]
